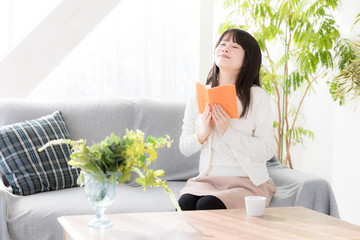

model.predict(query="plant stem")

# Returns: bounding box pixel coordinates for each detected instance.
[264,44,282,159]
[131,167,182,213]
[285,68,325,168]
[280,27,288,163]
[131,166,145,178]
[160,181,183,213]
[288,68,326,142]
[284,14,293,167]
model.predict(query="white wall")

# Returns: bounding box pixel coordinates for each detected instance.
[199,0,213,83]
[292,80,335,183]
[296,0,360,225]
[333,101,360,224]
[300,90,360,226]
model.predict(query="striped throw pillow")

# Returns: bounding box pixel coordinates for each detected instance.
[0,111,79,195]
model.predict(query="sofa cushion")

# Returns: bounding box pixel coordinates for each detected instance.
[0,111,79,195]
[131,99,199,182]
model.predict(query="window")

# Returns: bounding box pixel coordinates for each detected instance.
[27,0,200,101]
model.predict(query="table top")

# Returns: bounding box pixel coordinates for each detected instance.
[58,207,360,240]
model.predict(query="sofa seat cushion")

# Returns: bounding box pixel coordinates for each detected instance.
[0,111,79,195]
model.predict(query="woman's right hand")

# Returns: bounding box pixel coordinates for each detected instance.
[197,103,213,144]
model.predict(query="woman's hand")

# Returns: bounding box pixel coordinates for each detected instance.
[212,104,230,136]
[198,103,213,144]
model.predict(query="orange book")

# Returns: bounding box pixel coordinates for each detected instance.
[196,82,239,118]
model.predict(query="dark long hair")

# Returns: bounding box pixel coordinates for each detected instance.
[206,28,262,118]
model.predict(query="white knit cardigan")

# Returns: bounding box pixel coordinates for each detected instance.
[179,86,276,186]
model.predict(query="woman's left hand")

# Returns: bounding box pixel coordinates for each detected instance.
[212,104,231,135]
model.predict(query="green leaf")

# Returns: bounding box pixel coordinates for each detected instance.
[135,178,145,188]
[118,169,132,184]
[144,170,155,186]
[290,126,315,146]
[146,135,156,144]
[138,154,146,163]
[154,169,165,177]
[353,12,360,28]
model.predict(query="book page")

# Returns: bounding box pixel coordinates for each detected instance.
[195,82,239,118]
[208,84,238,118]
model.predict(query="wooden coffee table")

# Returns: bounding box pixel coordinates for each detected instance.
[58,207,360,239]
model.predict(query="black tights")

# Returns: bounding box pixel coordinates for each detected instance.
[178,194,227,211]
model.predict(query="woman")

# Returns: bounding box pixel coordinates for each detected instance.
[178,28,277,211]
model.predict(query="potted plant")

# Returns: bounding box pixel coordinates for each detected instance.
[219,0,356,168]
[39,129,181,229]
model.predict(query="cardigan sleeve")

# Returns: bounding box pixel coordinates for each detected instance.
[179,95,204,157]
[221,87,276,161]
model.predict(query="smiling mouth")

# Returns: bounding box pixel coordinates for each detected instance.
[219,54,230,59]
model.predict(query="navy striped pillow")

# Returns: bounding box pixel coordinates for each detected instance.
[0,111,79,195]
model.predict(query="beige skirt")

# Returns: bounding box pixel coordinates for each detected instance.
[180,176,277,209]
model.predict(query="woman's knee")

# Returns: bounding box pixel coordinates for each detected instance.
[178,194,199,211]
[196,195,226,210]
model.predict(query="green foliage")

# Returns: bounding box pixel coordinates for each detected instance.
[39,129,182,212]
[354,12,360,26]
[328,15,360,104]
[220,0,354,167]
[287,126,315,145]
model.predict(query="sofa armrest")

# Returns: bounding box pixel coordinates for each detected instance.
[0,186,11,240]
[267,156,340,218]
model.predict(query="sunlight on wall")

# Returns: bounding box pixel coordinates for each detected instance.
[27,0,200,101]
[0,0,62,62]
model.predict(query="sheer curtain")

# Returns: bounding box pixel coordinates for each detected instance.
[27,0,199,101]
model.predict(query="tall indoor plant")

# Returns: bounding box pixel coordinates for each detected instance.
[220,0,355,168]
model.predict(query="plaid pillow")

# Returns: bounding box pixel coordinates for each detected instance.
[0,111,79,195]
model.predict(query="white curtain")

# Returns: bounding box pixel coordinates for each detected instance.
[27,0,199,101]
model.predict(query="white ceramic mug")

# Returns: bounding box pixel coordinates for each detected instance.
[245,196,266,216]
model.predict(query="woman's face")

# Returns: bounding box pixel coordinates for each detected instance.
[214,34,245,73]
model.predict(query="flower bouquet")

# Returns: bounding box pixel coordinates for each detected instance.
[39,129,181,228]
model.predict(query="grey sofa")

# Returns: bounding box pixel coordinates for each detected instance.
[0,98,339,240]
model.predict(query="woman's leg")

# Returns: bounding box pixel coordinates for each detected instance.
[196,195,226,210]
[178,194,200,211]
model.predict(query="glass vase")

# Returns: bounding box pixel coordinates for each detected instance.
[84,172,117,229]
